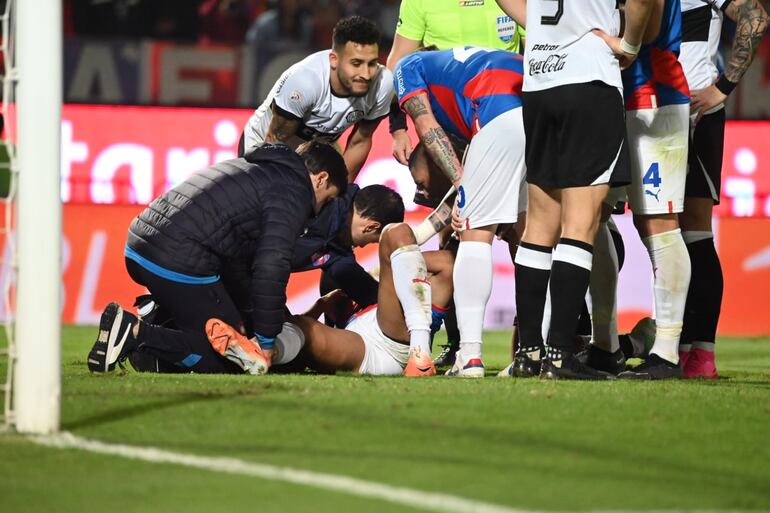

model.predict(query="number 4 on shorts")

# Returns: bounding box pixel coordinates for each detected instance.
[643,163,662,188]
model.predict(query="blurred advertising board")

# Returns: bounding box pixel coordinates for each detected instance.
[2,104,769,334]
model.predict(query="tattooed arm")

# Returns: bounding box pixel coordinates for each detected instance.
[265,104,302,146]
[691,0,769,117]
[723,0,769,83]
[402,93,464,188]
[411,187,458,246]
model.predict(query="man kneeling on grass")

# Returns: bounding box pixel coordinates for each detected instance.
[207,223,455,377]
[87,141,347,375]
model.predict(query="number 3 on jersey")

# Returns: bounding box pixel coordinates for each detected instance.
[643,163,662,188]
[541,0,564,25]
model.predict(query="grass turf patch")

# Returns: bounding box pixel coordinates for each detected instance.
[1,326,769,512]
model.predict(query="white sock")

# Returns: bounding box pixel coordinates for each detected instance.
[390,244,432,354]
[453,241,492,360]
[590,222,620,353]
[643,229,692,364]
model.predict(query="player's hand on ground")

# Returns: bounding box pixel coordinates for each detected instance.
[690,85,727,124]
[591,29,638,70]
[391,129,413,165]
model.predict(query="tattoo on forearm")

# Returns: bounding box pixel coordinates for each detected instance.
[428,202,453,232]
[724,0,770,83]
[403,95,429,119]
[422,127,462,184]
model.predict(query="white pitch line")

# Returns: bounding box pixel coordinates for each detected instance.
[29,433,770,513]
[32,432,531,513]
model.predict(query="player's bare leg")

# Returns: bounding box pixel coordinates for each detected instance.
[585,202,626,375]
[288,316,366,373]
[376,223,435,376]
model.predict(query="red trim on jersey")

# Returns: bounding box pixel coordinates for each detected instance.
[625,80,657,110]
[462,69,523,101]
[625,49,690,111]
[668,201,674,214]
[472,113,481,136]
[428,84,473,141]
[345,303,378,327]
[652,48,690,97]
[399,88,429,111]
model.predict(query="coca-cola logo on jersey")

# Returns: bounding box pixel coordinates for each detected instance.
[529,54,568,76]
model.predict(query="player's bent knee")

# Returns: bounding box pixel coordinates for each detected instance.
[380,223,417,254]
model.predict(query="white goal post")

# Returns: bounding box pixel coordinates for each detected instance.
[11,0,63,434]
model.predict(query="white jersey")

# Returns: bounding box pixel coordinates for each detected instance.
[523,0,622,92]
[679,0,732,92]
[243,50,393,151]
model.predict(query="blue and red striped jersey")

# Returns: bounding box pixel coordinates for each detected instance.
[622,0,691,110]
[394,47,523,143]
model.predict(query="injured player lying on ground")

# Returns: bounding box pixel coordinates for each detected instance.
[207,222,456,377]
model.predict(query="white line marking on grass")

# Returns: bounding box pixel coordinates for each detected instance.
[29,433,769,513]
[32,432,529,513]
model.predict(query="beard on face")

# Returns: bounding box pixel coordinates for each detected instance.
[338,69,371,97]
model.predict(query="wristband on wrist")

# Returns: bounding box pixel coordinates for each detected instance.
[715,75,738,96]
[389,103,408,133]
[619,37,641,56]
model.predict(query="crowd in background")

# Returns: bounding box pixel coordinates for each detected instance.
[64,0,400,51]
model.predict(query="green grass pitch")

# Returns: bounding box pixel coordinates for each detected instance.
[1,326,769,512]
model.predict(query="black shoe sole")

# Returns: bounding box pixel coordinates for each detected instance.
[87,303,122,373]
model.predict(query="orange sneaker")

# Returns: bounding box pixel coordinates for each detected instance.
[206,318,270,375]
[403,348,436,377]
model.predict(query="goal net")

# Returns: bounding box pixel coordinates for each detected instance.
[1,0,62,434]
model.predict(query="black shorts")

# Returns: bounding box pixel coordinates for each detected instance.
[685,108,725,204]
[522,81,630,189]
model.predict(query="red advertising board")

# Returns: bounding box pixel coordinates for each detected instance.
[3,104,770,335]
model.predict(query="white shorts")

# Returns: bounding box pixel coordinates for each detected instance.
[625,103,689,214]
[457,109,527,230]
[345,307,409,376]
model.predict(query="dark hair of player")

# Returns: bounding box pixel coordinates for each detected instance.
[332,16,380,51]
[298,140,349,196]
[354,184,405,229]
